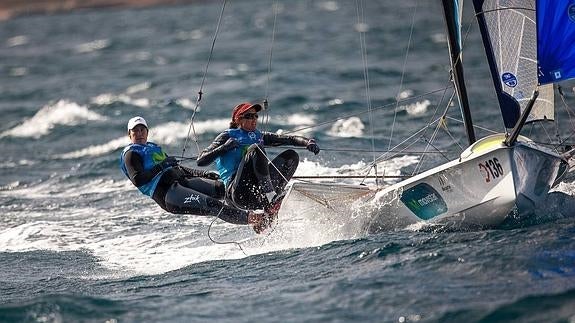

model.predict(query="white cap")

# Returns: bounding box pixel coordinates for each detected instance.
[127,116,148,130]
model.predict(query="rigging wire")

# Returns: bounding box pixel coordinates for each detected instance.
[281,86,454,135]
[558,85,575,133]
[355,0,378,186]
[412,3,478,174]
[387,0,419,157]
[181,0,228,159]
[413,87,455,174]
[261,1,280,133]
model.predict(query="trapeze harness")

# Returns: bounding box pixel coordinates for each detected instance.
[120,142,250,224]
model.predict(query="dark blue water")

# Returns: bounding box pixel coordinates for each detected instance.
[1,1,575,322]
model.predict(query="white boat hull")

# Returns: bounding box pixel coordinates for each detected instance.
[281,134,567,232]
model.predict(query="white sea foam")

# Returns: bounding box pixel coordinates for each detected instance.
[402,99,430,116]
[317,1,339,11]
[0,159,36,169]
[126,82,151,94]
[9,67,28,77]
[176,29,205,41]
[6,35,29,47]
[90,82,151,108]
[397,89,414,100]
[0,176,131,198]
[150,119,230,145]
[74,39,110,53]
[174,97,196,109]
[90,93,150,108]
[327,116,365,137]
[0,100,106,138]
[0,208,248,275]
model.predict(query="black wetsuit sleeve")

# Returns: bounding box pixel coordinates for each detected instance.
[124,150,163,186]
[178,165,207,177]
[196,132,231,166]
[262,132,310,147]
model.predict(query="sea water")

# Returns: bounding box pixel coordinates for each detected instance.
[1,1,575,322]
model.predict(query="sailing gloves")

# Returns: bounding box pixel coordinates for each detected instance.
[202,171,220,180]
[306,139,320,155]
[160,156,178,170]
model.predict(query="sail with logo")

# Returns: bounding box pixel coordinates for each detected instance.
[272,0,575,233]
[474,0,554,127]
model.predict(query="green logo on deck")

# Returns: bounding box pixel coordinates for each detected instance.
[400,183,448,220]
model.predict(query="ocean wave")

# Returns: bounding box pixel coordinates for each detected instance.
[0,100,106,139]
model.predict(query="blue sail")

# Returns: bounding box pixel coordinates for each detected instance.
[537,0,575,84]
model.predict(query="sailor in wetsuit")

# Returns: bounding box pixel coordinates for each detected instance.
[196,102,320,213]
[120,116,270,231]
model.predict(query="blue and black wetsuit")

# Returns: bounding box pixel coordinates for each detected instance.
[121,142,251,225]
[197,129,308,210]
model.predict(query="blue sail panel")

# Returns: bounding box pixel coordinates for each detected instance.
[537,0,575,84]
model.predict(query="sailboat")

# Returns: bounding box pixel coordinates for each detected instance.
[277,0,575,232]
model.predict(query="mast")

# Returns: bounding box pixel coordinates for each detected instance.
[441,0,476,145]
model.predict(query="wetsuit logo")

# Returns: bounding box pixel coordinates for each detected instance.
[184,194,200,204]
[152,151,167,164]
[248,132,257,140]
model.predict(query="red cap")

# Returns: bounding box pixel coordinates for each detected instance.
[232,102,262,122]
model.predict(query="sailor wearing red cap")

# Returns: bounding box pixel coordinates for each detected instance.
[197,102,320,215]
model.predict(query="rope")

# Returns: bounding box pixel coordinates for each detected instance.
[181,0,228,159]
[206,206,249,257]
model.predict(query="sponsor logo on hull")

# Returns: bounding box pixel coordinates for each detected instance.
[400,183,448,220]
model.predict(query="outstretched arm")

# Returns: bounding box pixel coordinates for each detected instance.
[196,132,237,166]
[262,132,320,155]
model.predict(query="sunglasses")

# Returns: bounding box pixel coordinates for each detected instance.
[241,113,259,120]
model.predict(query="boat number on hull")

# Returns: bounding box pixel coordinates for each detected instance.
[478,158,504,183]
